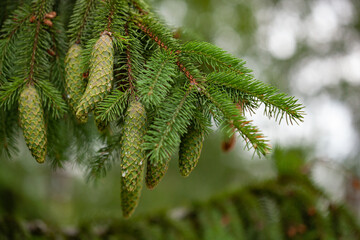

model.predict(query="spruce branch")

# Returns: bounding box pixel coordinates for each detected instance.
[220,86,259,115]
[95,89,130,122]
[28,20,42,84]
[67,0,97,43]
[0,78,25,110]
[144,86,197,164]
[207,72,305,124]
[48,17,67,89]
[25,0,56,84]
[135,16,180,52]
[181,41,252,75]
[176,57,202,86]
[35,80,67,119]
[0,5,32,84]
[86,132,121,182]
[46,118,72,168]
[135,20,202,86]
[203,85,271,156]
[137,49,177,107]
[124,24,137,95]
[91,0,118,35]
[130,0,149,15]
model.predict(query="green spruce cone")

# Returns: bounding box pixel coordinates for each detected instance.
[64,43,85,114]
[76,32,114,122]
[18,85,47,163]
[120,100,147,191]
[121,167,144,218]
[179,124,205,177]
[145,159,169,190]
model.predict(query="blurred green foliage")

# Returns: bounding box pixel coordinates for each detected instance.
[1,144,359,239]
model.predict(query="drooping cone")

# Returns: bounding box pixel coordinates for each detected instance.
[18,84,47,163]
[76,32,113,122]
[145,159,169,190]
[179,124,205,177]
[64,43,85,114]
[120,100,147,191]
[121,167,144,218]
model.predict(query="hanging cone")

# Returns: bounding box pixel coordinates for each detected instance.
[179,124,205,177]
[65,43,86,114]
[120,100,147,191]
[76,32,113,122]
[18,84,47,163]
[121,166,144,218]
[145,159,169,189]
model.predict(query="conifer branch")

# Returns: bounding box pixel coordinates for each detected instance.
[176,60,199,86]
[137,49,177,106]
[46,118,72,168]
[95,89,130,122]
[86,133,121,182]
[203,85,270,156]
[219,86,259,114]
[28,21,41,84]
[106,13,114,32]
[135,21,200,85]
[181,41,252,75]
[130,0,149,15]
[0,6,32,84]
[48,19,67,89]
[125,24,136,95]
[144,86,196,164]
[136,21,179,54]
[0,78,25,110]
[207,72,304,124]
[35,80,67,119]
[68,0,97,43]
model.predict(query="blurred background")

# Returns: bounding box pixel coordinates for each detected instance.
[1,0,360,238]
[151,0,360,215]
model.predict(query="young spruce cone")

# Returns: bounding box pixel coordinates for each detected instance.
[65,43,85,113]
[18,84,47,163]
[120,100,147,191]
[178,124,205,177]
[145,160,169,190]
[76,32,113,122]
[121,168,144,218]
